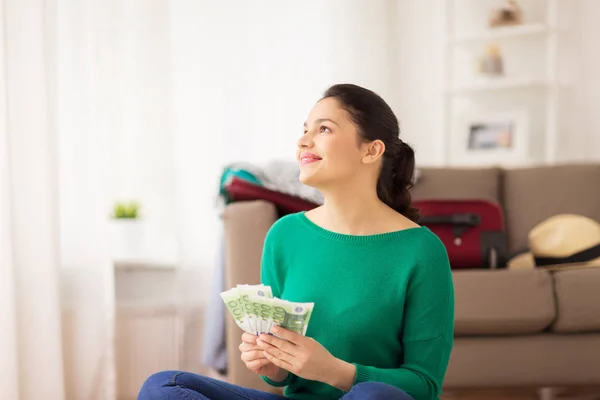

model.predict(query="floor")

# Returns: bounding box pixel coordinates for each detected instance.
[207,369,600,400]
[441,388,600,400]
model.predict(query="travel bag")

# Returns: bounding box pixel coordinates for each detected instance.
[414,199,508,269]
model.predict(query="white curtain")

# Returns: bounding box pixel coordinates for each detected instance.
[0,0,65,399]
[57,0,118,398]
[1,0,116,399]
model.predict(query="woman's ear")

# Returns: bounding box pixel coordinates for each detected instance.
[362,140,386,164]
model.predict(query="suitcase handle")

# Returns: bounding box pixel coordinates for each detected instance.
[419,213,481,227]
[419,213,481,240]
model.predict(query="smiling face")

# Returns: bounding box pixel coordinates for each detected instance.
[297,97,375,189]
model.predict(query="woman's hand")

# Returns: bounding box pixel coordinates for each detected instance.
[257,326,356,391]
[239,332,284,379]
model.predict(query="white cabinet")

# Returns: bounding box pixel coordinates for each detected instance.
[115,261,184,400]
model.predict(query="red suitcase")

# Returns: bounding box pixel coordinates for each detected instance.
[414,199,508,269]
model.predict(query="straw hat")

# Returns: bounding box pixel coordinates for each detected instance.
[508,214,600,271]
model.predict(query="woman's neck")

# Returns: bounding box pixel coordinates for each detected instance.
[316,186,388,236]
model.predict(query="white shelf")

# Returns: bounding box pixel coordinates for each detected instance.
[113,258,178,270]
[448,76,550,95]
[447,23,549,45]
[117,302,179,315]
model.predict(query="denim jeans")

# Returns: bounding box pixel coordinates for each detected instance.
[137,370,414,400]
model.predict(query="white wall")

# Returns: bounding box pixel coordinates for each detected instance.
[115,0,396,261]
[558,0,600,161]
[110,0,176,248]
[389,0,447,166]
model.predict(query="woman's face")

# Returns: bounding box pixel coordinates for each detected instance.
[296,97,368,189]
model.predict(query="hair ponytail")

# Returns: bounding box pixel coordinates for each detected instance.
[376,139,420,222]
[322,84,420,223]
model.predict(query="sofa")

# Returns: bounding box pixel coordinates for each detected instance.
[220,163,600,395]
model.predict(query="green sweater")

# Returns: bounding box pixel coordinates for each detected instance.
[259,212,454,400]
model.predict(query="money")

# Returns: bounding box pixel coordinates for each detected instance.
[237,284,273,334]
[270,297,314,336]
[220,287,251,332]
[220,285,314,336]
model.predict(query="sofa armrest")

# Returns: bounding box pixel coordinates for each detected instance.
[222,201,281,393]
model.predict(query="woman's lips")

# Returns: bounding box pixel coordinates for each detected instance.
[300,153,322,165]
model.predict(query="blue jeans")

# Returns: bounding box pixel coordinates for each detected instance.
[138,370,414,400]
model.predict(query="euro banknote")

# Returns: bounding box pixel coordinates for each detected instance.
[220,285,314,336]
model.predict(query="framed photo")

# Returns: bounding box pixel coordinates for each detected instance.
[468,120,513,150]
[449,110,530,167]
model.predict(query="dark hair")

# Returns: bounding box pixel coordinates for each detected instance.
[321,83,419,222]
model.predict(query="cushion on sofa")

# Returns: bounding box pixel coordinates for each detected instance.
[503,164,600,253]
[550,266,600,333]
[453,269,555,336]
[444,333,600,388]
[411,167,502,202]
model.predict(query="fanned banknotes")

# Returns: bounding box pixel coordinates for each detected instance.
[220,285,314,336]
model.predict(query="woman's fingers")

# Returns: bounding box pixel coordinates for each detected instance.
[248,358,271,370]
[258,334,298,356]
[241,332,258,345]
[257,338,295,359]
[240,349,266,362]
[239,341,260,353]
[264,350,294,371]
[239,331,258,353]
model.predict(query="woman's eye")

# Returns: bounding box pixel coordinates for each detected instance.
[319,126,331,134]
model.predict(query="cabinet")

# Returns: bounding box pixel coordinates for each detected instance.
[115,260,184,399]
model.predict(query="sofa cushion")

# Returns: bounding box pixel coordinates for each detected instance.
[444,333,600,388]
[453,269,555,335]
[411,167,501,202]
[551,266,600,333]
[503,164,600,253]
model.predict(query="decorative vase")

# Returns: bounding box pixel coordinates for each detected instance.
[479,44,504,76]
[109,218,147,260]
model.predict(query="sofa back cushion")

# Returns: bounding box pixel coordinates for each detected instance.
[503,164,600,252]
[411,167,502,202]
[453,269,556,336]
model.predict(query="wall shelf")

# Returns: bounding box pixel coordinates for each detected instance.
[447,23,549,45]
[448,77,550,95]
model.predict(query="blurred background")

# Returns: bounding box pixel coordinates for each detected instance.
[1,0,599,399]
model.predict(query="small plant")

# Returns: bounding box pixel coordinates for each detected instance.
[112,201,141,219]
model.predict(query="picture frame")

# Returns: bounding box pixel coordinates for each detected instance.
[449,109,530,167]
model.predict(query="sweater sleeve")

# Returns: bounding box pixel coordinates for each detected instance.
[352,235,455,400]
[259,224,296,387]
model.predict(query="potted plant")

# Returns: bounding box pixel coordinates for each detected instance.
[109,201,146,260]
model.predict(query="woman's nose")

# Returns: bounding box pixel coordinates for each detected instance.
[297,132,314,148]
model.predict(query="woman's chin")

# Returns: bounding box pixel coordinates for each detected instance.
[298,171,319,187]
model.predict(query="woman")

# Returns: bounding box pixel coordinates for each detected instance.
[138,84,454,400]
